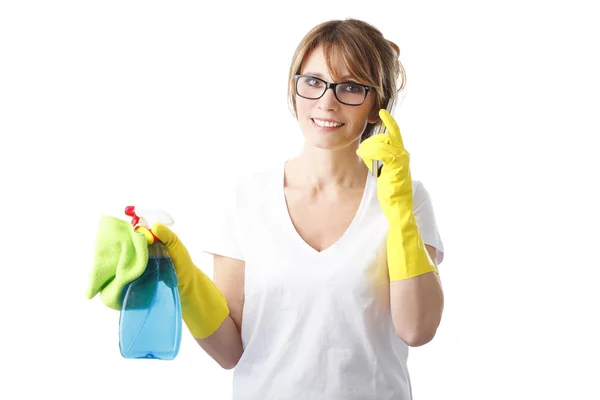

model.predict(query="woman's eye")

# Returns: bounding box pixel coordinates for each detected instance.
[343,84,362,93]
[304,78,323,87]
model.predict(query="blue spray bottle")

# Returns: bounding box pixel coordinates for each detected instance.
[118,206,182,360]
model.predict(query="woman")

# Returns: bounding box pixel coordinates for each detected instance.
[148,18,445,400]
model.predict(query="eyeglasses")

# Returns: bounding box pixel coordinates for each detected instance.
[293,74,374,106]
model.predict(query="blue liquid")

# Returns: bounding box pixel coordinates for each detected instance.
[119,248,182,360]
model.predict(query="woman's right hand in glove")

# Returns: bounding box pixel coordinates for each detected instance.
[136,223,230,339]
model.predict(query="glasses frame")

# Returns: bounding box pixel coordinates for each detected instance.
[293,74,374,106]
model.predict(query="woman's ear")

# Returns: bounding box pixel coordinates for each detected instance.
[367,108,381,125]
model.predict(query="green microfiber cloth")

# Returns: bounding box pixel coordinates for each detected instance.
[86,215,149,310]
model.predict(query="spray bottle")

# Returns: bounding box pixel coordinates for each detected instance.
[118,206,182,360]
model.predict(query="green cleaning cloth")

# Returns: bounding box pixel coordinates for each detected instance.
[86,215,149,310]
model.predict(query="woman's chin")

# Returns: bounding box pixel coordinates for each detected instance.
[303,134,356,150]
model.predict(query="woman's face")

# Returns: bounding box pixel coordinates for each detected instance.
[295,45,380,150]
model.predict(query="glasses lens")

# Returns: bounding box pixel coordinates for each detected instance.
[296,76,326,99]
[335,83,366,105]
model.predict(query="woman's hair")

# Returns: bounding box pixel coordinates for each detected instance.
[287,18,406,141]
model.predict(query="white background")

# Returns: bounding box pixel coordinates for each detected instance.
[1,1,599,399]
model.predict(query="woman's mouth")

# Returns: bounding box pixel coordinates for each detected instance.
[311,118,345,130]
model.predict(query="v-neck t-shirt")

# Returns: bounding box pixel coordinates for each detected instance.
[201,161,445,400]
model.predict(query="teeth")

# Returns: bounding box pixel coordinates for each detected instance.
[313,119,343,128]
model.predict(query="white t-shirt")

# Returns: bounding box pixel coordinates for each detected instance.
[202,161,444,400]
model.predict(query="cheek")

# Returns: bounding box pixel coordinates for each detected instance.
[295,97,314,119]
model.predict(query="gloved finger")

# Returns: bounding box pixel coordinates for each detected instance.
[134,226,155,245]
[379,109,405,148]
[363,131,405,150]
[357,141,403,165]
[151,222,193,273]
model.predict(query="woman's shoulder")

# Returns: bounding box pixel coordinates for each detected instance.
[230,163,283,205]
[403,179,428,203]
[236,163,281,188]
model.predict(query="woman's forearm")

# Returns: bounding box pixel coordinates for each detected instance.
[390,266,444,347]
[194,315,244,369]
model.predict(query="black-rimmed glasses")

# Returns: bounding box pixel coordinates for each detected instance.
[294,74,374,106]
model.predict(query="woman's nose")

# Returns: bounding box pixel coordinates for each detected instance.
[317,87,339,110]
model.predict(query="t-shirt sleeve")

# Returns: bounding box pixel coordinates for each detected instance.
[200,179,245,261]
[413,181,445,265]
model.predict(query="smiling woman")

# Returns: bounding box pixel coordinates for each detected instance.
[290,44,382,151]
[287,18,406,143]
[153,17,445,400]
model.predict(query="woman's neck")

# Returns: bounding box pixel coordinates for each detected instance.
[285,145,368,190]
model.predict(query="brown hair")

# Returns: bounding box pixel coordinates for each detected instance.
[287,18,406,141]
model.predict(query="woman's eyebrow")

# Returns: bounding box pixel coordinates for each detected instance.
[303,72,357,81]
[303,72,324,78]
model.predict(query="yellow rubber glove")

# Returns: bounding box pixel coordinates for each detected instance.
[357,109,438,281]
[136,223,229,339]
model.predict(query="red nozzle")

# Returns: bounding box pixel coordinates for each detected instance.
[124,206,140,227]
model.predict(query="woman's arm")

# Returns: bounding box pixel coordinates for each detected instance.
[356,110,444,347]
[195,254,245,369]
[390,244,444,347]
